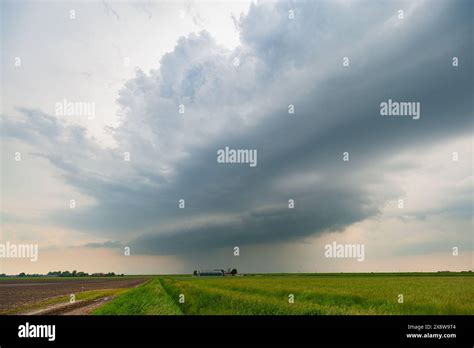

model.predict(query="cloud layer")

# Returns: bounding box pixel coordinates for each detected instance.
[2,0,472,265]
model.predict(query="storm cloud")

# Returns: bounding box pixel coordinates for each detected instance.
[1,0,472,261]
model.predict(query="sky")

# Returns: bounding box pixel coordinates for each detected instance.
[0,0,472,275]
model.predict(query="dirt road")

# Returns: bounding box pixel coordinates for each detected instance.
[0,278,146,313]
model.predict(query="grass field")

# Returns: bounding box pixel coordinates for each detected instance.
[92,273,474,315]
[94,279,181,315]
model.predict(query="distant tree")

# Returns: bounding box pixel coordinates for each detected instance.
[18,272,26,277]
[231,269,238,276]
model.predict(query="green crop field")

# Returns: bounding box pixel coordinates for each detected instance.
[93,273,474,315]
[94,279,181,315]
